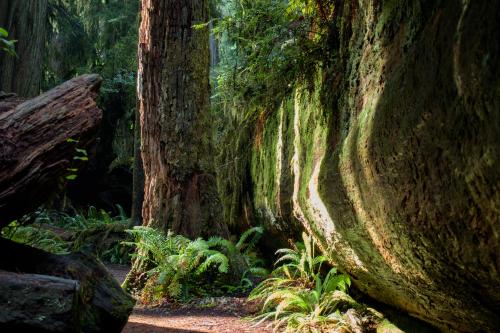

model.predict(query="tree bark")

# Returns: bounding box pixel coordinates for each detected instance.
[0,0,48,97]
[0,74,102,226]
[0,237,135,333]
[0,270,80,333]
[131,106,144,226]
[137,0,227,238]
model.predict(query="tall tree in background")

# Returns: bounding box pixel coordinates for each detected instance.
[137,0,227,238]
[0,0,48,97]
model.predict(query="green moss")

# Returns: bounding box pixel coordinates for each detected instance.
[375,0,401,40]
[376,319,405,333]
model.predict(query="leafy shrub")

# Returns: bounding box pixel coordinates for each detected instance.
[38,205,129,231]
[124,226,267,302]
[249,232,352,332]
[0,27,16,56]
[125,227,229,302]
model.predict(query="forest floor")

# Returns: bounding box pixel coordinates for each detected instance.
[107,264,273,333]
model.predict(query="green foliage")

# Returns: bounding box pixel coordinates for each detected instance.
[212,0,335,118]
[125,227,230,301]
[249,232,351,332]
[45,0,139,91]
[1,220,69,255]
[1,206,131,264]
[0,27,17,56]
[39,205,129,231]
[64,139,88,181]
[124,226,267,302]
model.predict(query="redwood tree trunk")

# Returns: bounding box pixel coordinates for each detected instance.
[131,106,144,226]
[137,0,227,238]
[0,0,48,97]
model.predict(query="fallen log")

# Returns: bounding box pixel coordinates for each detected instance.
[0,74,102,226]
[0,237,135,333]
[0,270,80,333]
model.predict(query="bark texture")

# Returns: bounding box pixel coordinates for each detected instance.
[222,0,500,331]
[0,0,48,97]
[0,74,102,226]
[0,270,80,333]
[0,238,135,333]
[138,0,227,237]
[131,107,144,226]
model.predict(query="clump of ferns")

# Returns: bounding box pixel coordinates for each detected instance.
[125,226,267,302]
[249,232,352,332]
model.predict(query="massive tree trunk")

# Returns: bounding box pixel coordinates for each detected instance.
[0,0,48,97]
[137,0,227,238]
[0,74,102,226]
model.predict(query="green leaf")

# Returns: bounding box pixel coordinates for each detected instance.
[65,174,77,180]
[73,156,88,161]
[75,148,88,156]
[66,138,79,143]
[0,27,8,37]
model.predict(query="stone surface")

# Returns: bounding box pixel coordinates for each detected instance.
[221,1,500,331]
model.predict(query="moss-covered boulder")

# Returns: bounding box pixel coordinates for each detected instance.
[221,1,500,331]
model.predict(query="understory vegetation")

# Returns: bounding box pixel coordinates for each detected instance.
[124,226,375,332]
[250,232,356,332]
[1,206,132,264]
[1,206,380,331]
[0,27,16,56]
[124,226,267,303]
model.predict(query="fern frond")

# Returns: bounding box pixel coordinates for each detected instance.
[197,252,229,274]
[235,226,263,251]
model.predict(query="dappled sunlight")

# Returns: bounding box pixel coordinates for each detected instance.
[291,89,366,272]
[307,153,366,272]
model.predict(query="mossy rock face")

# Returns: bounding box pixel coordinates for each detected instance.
[222,0,500,331]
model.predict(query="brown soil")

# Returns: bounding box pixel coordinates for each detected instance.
[107,264,274,333]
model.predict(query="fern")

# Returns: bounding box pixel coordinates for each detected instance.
[235,226,263,253]
[125,226,232,301]
[249,231,352,332]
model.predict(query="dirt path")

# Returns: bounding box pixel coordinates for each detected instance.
[107,265,273,333]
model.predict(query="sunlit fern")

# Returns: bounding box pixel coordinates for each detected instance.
[125,226,230,300]
[249,232,351,332]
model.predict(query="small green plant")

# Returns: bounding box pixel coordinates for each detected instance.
[0,27,16,56]
[1,220,69,255]
[249,232,351,332]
